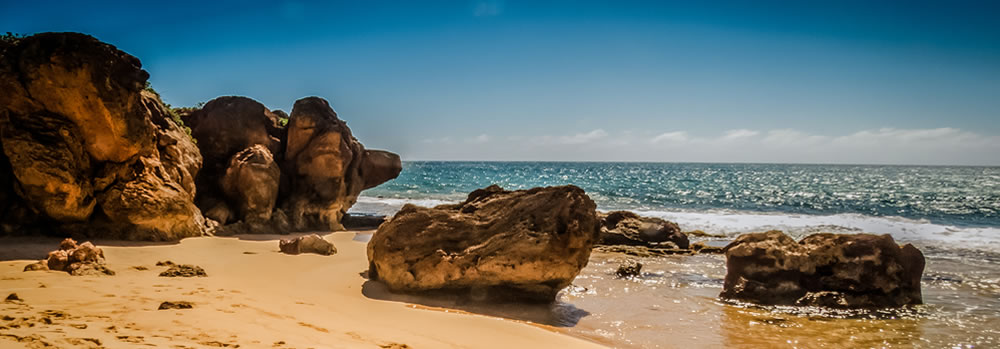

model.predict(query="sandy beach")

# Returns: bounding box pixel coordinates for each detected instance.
[0,232,606,349]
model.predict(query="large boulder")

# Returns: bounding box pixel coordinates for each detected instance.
[283,97,401,231]
[598,211,689,249]
[221,145,281,223]
[367,185,599,302]
[720,231,925,308]
[0,32,206,240]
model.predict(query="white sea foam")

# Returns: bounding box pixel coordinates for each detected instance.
[352,195,1000,252]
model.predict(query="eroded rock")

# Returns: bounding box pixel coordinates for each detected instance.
[367,185,598,302]
[615,259,642,278]
[159,264,206,277]
[25,238,115,276]
[598,211,689,249]
[278,234,337,255]
[720,231,925,308]
[0,32,206,240]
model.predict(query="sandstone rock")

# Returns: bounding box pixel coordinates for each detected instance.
[278,234,337,255]
[221,145,280,223]
[159,264,206,277]
[284,97,401,231]
[35,238,114,275]
[720,231,925,308]
[6,293,21,302]
[367,185,598,302]
[615,259,642,278]
[158,301,193,310]
[598,211,689,249]
[0,32,206,240]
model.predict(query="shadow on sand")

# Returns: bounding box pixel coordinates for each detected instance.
[360,276,591,328]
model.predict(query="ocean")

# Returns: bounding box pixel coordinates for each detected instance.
[351,161,1000,348]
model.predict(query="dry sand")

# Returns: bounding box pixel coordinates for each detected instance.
[0,231,606,348]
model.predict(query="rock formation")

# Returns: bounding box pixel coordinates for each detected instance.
[185,95,401,234]
[278,234,337,255]
[598,211,689,249]
[23,238,114,275]
[720,231,925,308]
[367,185,599,302]
[0,32,206,240]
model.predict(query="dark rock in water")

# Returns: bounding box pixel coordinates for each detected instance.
[691,241,725,254]
[283,97,401,231]
[367,185,599,302]
[720,231,925,308]
[279,234,337,255]
[158,301,193,310]
[615,259,643,278]
[0,32,206,240]
[593,245,692,257]
[26,238,115,276]
[159,264,207,277]
[342,213,386,229]
[5,293,21,302]
[598,211,689,249]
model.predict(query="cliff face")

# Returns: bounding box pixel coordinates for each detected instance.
[0,32,401,240]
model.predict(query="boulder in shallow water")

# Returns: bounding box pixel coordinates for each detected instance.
[598,211,689,249]
[367,185,599,302]
[615,259,643,278]
[279,234,337,255]
[720,231,925,308]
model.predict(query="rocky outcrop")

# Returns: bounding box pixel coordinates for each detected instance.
[367,185,599,302]
[720,231,925,308]
[598,211,689,249]
[185,95,401,234]
[279,234,337,255]
[23,238,114,275]
[0,32,206,240]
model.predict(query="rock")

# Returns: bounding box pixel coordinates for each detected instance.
[342,213,386,229]
[284,97,401,231]
[155,260,175,267]
[593,245,692,257]
[5,293,20,302]
[0,32,206,240]
[22,261,48,271]
[159,264,207,277]
[598,211,689,249]
[367,185,598,302]
[691,241,725,254]
[278,234,337,255]
[221,145,281,223]
[720,231,925,308]
[37,238,114,275]
[158,301,193,310]
[615,259,642,278]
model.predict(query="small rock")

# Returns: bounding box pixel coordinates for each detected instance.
[131,266,149,271]
[158,301,193,310]
[159,264,207,277]
[22,261,48,272]
[615,259,643,278]
[5,293,21,302]
[155,260,175,267]
[279,234,337,256]
[691,241,725,254]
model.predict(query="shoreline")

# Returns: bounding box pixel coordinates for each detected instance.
[0,232,607,349]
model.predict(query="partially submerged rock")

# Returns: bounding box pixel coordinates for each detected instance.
[615,259,643,278]
[598,211,689,249]
[279,234,337,255]
[367,185,599,302]
[691,241,725,254]
[720,231,925,308]
[24,238,114,276]
[159,264,207,277]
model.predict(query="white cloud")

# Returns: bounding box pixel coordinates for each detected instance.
[465,134,490,143]
[649,131,689,144]
[719,129,760,141]
[762,129,829,146]
[537,129,608,145]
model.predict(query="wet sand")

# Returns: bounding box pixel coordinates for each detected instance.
[0,231,605,349]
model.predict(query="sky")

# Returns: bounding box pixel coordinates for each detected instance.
[3,0,999,165]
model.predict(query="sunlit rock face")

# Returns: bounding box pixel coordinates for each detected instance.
[284,97,401,231]
[367,185,599,302]
[720,230,925,308]
[0,32,206,240]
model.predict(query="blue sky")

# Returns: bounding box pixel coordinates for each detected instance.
[4,0,999,165]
